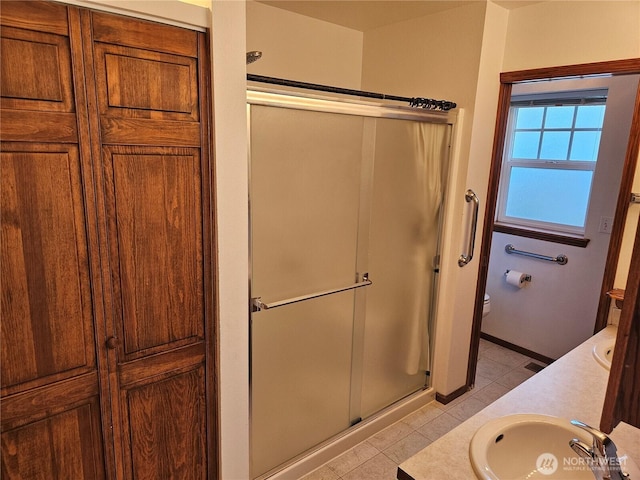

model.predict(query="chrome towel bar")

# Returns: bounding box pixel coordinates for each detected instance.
[505,244,568,265]
[252,274,372,312]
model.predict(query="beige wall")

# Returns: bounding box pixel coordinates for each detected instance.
[438,1,509,394]
[360,2,486,107]
[246,1,363,88]
[503,1,640,71]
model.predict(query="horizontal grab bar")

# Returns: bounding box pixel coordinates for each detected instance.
[505,244,568,265]
[251,274,372,312]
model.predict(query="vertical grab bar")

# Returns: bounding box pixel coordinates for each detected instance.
[458,189,479,267]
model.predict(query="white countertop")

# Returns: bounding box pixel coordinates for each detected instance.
[398,325,640,479]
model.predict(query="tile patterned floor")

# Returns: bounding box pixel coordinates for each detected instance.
[299,339,547,480]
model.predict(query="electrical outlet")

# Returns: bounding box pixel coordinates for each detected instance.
[599,216,614,233]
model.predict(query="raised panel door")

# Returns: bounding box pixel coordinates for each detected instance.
[0,4,108,478]
[102,146,204,358]
[85,10,216,478]
[1,145,96,392]
[1,400,105,480]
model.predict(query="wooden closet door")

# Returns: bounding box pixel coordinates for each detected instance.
[82,11,216,479]
[0,3,107,478]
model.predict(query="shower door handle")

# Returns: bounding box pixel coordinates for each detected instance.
[458,189,479,267]
[251,274,372,312]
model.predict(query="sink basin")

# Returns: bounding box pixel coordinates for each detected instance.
[470,414,596,479]
[592,339,615,370]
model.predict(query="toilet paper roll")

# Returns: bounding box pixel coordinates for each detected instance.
[506,270,527,288]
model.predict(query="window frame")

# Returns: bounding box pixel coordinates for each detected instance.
[495,89,608,237]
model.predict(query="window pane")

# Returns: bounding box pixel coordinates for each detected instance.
[512,131,540,158]
[544,106,575,128]
[540,131,570,160]
[505,167,592,227]
[575,105,606,128]
[515,107,544,129]
[570,131,601,161]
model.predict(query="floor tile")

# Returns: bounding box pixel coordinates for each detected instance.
[325,441,379,477]
[478,338,497,356]
[481,345,530,367]
[475,356,513,381]
[341,453,398,480]
[472,373,493,391]
[471,381,511,405]
[383,431,433,464]
[494,367,536,389]
[446,396,488,422]
[300,465,340,480]
[367,421,414,451]
[417,412,463,442]
[401,402,445,429]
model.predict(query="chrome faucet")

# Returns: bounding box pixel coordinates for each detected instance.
[569,419,630,480]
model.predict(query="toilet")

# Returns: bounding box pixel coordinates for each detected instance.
[482,294,491,318]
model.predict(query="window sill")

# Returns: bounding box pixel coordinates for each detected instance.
[493,223,590,248]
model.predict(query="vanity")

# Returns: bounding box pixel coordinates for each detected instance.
[398,326,640,479]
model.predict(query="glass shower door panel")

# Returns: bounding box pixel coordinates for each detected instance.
[250,105,365,476]
[360,118,451,418]
[251,295,355,477]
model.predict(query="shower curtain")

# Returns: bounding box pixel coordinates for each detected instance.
[406,122,450,374]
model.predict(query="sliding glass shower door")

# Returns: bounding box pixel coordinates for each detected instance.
[250,104,367,477]
[249,93,452,478]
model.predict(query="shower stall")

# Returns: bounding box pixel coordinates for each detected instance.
[248,89,456,478]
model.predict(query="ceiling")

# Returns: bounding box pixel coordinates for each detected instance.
[257,0,541,32]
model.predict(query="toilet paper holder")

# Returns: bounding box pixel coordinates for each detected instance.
[505,270,532,282]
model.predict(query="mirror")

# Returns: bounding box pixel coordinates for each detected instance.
[467,58,640,432]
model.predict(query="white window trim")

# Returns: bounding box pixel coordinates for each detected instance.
[496,93,607,236]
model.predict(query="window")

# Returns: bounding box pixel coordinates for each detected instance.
[497,90,607,236]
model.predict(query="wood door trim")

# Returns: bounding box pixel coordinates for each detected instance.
[500,58,640,83]
[197,29,220,480]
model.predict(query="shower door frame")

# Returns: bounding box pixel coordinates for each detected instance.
[247,88,457,478]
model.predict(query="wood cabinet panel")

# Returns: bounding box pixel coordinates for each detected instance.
[0,26,74,112]
[91,11,197,58]
[123,368,206,480]
[0,1,68,36]
[99,47,197,118]
[1,146,96,393]
[1,400,105,479]
[103,146,204,357]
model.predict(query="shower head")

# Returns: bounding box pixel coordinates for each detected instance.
[246,51,262,64]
